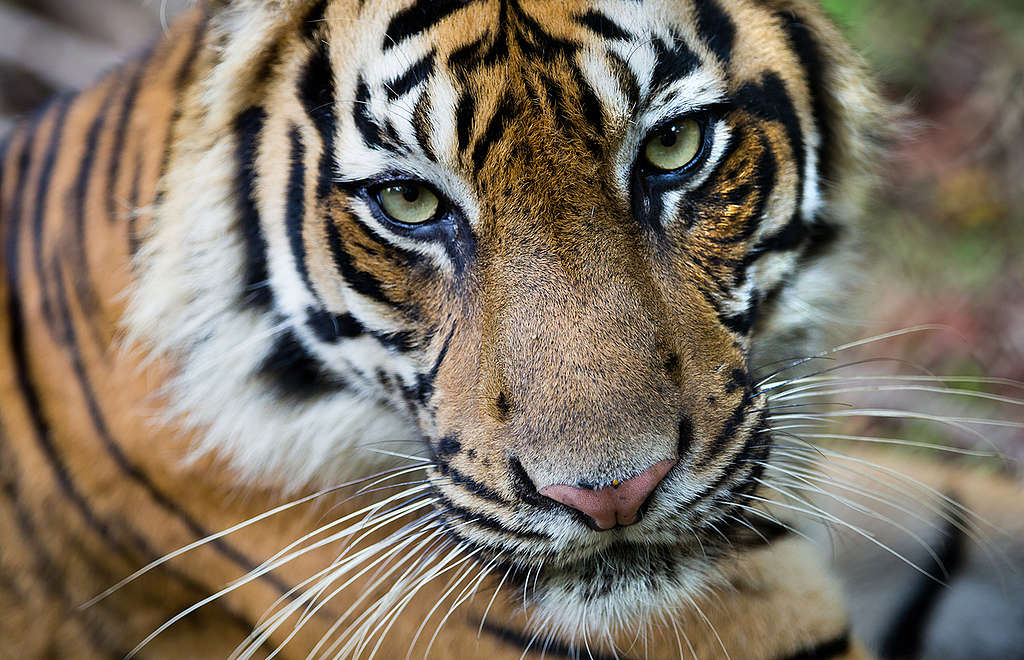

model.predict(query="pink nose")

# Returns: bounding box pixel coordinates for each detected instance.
[539,459,677,530]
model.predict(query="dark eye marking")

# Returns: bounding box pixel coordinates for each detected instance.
[259,326,346,398]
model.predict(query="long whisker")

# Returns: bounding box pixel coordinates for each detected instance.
[755,324,955,388]
[82,460,428,609]
[755,464,949,574]
[743,480,943,581]
[771,384,1024,407]
[126,490,437,658]
[768,374,1024,391]
[786,431,996,456]
[238,515,444,660]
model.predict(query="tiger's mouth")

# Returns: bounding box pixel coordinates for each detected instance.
[427,412,774,615]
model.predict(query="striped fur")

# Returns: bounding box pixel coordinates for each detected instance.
[0,0,920,657]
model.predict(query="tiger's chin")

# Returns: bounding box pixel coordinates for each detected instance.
[512,538,720,645]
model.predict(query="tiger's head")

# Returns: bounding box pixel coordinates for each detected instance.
[130,0,887,639]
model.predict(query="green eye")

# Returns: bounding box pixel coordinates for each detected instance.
[376,183,441,225]
[643,118,704,172]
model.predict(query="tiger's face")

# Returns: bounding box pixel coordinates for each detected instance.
[139,0,880,637]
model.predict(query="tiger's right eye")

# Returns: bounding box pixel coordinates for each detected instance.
[375,183,441,225]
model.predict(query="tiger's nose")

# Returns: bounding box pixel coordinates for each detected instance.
[539,459,677,531]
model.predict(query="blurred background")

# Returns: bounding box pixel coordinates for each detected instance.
[0,0,1021,469]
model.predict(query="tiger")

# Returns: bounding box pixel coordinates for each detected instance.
[0,0,1020,658]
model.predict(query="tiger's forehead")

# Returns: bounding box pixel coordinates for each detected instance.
[323,0,762,187]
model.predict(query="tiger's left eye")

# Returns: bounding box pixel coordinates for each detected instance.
[376,183,441,225]
[643,118,704,172]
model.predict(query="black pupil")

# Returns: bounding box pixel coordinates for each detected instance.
[659,126,679,148]
[400,185,420,203]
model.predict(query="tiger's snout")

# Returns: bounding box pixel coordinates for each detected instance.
[539,458,678,530]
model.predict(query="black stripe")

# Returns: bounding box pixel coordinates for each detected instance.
[310,306,414,353]
[577,73,605,137]
[0,132,11,184]
[259,325,345,397]
[234,107,273,308]
[384,0,470,49]
[386,49,436,100]
[777,633,851,660]
[697,394,752,468]
[800,217,841,263]
[147,10,208,256]
[454,91,476,156]
[694,0,736,65]
[127,150,144,257]
[447,35,487,74]
[155,11,208,193]
[105,60,146,223]
[30,96,73,330]
[575,9,632,41]
[513,4,577,63]
[372,328,417,352]
[472,92,515,173]
[435,491,549,541]
[651,33,700,95]
[298,32,338,202]
[324,218,394,306]
[300,0,329,40]
[538,73,569,134]
[605,51,641,109]
[480,622,627,660]
[415,322,455,403]
[734,71,806,218]
[720,291,762,336]
[5,105,148,562]
[353,77,385,149]
[707,134,778,246]
[750,213,807,258]
[434,460,508,506]
[0,431,129,657]
[879,502,968,659]
[778,11,835,184]
[285,125,318,296]
[3,111,44,275]
[50,254,296,597]
[412,91,437,162]
[306,307,366,343]
[437,434,461,458]
[691,412,770,504]
[68,82,117,333]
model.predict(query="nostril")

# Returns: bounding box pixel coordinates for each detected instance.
[539,459,677,531]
